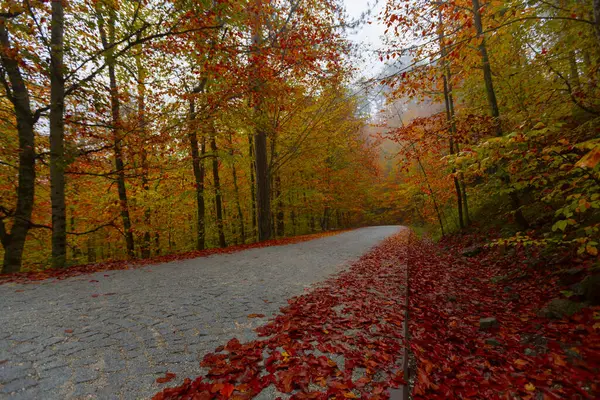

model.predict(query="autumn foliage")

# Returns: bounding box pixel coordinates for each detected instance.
[0,0,381,273]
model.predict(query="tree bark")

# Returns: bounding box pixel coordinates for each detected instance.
[569,51,581,90]
[188,97,206,251]
[251,0,272,242]
[229,134,246,244]
[254,130,271,241]
[248,136,257,237]
[472,0,502,136]
[438,6,464,229]
[50,0,67,268]
[136,48,151,259]
[210,132,227,248]
[98,5,135,258]
[0,21,36,273]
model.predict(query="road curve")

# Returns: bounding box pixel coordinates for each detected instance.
[0,226,402,399]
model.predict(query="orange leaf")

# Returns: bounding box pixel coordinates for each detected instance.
[576,147,600,169]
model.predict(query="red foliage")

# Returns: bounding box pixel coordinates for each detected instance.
[157,372,177,384]
[0,230,351,285]
[406,234,600,399]
[153,232,410,399]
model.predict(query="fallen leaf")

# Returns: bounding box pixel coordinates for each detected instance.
[156,372,176,384]
[247,313,265,318]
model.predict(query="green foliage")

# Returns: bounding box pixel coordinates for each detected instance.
[450,119,600,255]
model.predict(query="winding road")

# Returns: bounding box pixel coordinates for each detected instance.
[0,226,401,399]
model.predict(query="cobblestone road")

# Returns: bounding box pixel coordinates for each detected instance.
[0,226,401,399]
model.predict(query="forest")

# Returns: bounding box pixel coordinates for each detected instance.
[1,0,384,274]
[1,0,599,398]
[1,0,599,277]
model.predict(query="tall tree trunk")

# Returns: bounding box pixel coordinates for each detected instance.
[460,174,471,225]
[248,136,257,237]
[251,0,272,241]
[210,133,227,248]
[472,0,502,136]
[188,96,206,251]
[229,134,246,244]
[50,0,67,268]
[98,6,135,257]
[0,22,36,273]
[569,51,581,90]
[136,50,151,259]
[438,6,464,229]
[254,131,271,241]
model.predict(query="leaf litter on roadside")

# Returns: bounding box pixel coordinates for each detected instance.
[153,231,411,399]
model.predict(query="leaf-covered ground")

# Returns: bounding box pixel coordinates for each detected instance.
[0,230,349,285]
[153,231,410,399]
[406,234,600,399]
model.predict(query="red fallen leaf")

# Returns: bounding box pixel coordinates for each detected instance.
[64,329,73,334]
[247,313,265,318]
[156,372,176,384]
[328,381,349,390]
[219,383,234,396]
[91,294,99,298]
[281,373,294,393]
[15,289,24,292]
[354,376,371,387]
[225,338,241,352]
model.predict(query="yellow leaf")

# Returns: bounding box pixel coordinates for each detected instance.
[586,245,598,256]
[576,147,600,169]
[593,322,600,330]
[344,392,358,398]
[525,382,536,392]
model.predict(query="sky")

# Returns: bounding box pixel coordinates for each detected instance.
[342,0,387,79]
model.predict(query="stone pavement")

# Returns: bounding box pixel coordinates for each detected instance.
[0,226,400,399]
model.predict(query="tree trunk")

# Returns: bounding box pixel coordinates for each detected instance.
[254,130,272,241]
[50,0,67,268]
[229,134,246,244]
[438,7,464,229]
[251,0,272,241]
[98,6,135,258]
[0,22,37,273]
[460,175,471,225]
[188,97,206,251]
[472,0,502,136]
[248,136,257,237]
[136,47,151,259]
[569,51,581,90]
[210,133,227,248]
